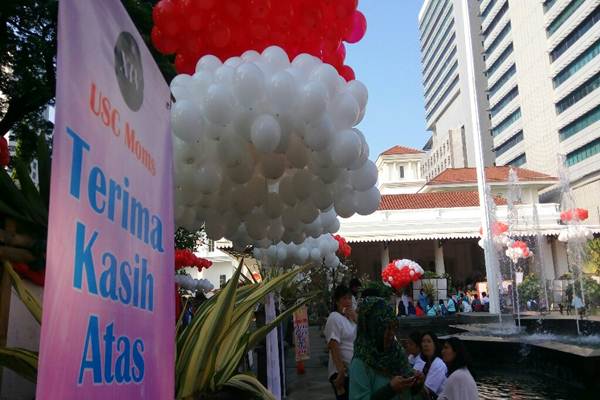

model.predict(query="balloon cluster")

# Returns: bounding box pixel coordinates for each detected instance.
[174,274,214,293]
[175,249,213,270]
[558,225,593,243]
[252,234,341,267]
[505,240,532,264]
[172,47,379,250]
[478,221,510,250]
[381,259,424,291]
[151,0,366,80]
[333,234,351,258]
[560,208,589,223]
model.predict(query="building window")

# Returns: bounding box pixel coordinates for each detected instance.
[488,64,517,97]
[208,239,215,252]
[560,104,600,141]
[507,152,527,167]
[490,86,519,117]
[485,22,511,56]
[426,75,460,120]
[544,0,558,13]
[424,42,456,89]
[555,70,600,114]
[494,130,524,157]
[486,43,514,77]
[547,0,585,36]
[492,108,521,136]
[399,165,405,178]
[566,137,600,165]
[554,38,600,88]
[425,62,459,108]
[482,1,509,37]
[422,11,455,68]
[220,274,227,288]
[551,5,600,62]
[481,0,497,19]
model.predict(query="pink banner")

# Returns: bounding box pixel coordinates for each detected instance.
[37,0,174,398]
[292,306,310,362]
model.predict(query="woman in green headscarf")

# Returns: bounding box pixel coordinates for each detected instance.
[349,297,424,400]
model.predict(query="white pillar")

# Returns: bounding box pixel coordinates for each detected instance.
[539,237,555,280]
[380,243,390,270]
[434,240,446,276]
[461,0,499,314]
[552,240,569,278]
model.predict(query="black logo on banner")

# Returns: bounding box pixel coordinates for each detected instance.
[114,32,144,111]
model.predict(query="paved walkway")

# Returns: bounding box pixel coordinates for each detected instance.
[285,325,333,400]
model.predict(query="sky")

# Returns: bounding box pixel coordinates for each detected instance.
[345,0,428,159]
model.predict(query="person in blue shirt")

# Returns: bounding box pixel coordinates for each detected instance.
[438,300,448,316]
[426,297,437,317]
[446,296,457,315]
[418,289,428,312]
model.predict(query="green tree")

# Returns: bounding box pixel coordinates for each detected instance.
[586,238,600,275]
[0,0,175,164]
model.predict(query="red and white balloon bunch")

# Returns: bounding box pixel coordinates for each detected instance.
[381,259,424,291]
[505,240,532,264]
[560,208,589,223]
[478,221,510,250]
[253,233,341,267]
[558,208,592,242]
[151,0,366,80]
[172,46,379,250]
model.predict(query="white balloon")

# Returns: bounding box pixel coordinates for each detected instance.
[351,160,378,191]
[265,192,283,218]
[349,128,369,170]
[251,114,281,153]
[347,80,368,110]
[298,247,309,263]
[241,50,261,62]
[267,70,297,112]
[334,186,356,218]
[245,175,267,206]
[304,115,334,151]
[279,175,297,206]
[197,165,222,194]
[292,169,313,200]
[267,220,285,242]
[171,100,204,143]
[260,152,286,180]
[276,247,288,261]
[296,200,319,224]
[246,211,267,240]
[170,74,194,101]
[204,84,235,124]
[196,55,222,72]
[232,186,255,216]
[227,158,255,184]
[225,56,243,68]
[281,206,300,230]
[354,187,381,216]
[286,135,309,168]
[310,63,339,100]
[234,62,265,106]
[291,54,321,77]
[262,46,290,70]
[214,65,235,86]
[331,129,361,168]
[310,248,322,262]
[330,93,360,129]
[298,82,327,122]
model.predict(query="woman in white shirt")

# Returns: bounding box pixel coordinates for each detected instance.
[324,285,357,400]
[438,337,479,400]
[414,332,447,398]
[405,331,423,369]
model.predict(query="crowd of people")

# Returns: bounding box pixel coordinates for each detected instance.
[324,285,479,400]
[397,289,490,318]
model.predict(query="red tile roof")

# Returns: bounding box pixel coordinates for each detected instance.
[378,191,507,210]
[381,145,424,156]
[427,167,556,185]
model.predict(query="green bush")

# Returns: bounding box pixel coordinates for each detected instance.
[517,274,542,307]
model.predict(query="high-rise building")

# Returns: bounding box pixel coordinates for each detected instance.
[418,0,494,181]
[480,0,600,223]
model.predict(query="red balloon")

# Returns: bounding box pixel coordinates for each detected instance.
[174,53,196,75]
[340,65,355,81]
[151,26,179,54]
[345,10,367,44]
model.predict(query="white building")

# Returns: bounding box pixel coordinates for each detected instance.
[479,0,600,224]
[418,0,494,179]
[339,146,599,293]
